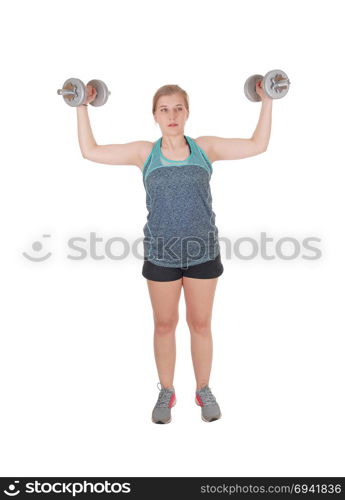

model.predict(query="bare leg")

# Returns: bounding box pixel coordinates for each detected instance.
[183,277,219,391]
[146,278,183,389]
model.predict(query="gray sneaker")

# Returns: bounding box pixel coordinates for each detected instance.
[152,382,177,424]
[195,384,222,422]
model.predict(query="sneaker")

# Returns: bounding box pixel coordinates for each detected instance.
[152,382,176,424]
[195,384,222,422]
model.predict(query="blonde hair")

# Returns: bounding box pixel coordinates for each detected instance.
[152,84,189,118]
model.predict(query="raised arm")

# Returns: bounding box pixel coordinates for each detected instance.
[76,105,97,157]
[77,85,150,168]
[76,95,148,168]
[198,84,273,162]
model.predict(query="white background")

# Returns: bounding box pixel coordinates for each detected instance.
[1,0,344,477]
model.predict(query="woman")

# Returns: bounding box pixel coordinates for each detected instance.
[76,81,272,424]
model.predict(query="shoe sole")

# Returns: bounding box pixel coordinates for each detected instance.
[195,397,222,422]
[152,398,176,424]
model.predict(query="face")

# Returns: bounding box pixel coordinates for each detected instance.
[154,93,189,133]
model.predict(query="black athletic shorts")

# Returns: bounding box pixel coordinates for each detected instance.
[142,253,224,282]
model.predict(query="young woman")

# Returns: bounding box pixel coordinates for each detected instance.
[76,81,272,424]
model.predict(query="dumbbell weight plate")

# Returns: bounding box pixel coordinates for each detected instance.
[60,78,86,107]
[244,74,264,102]
[86,79,110,107]
[263,69,290,99]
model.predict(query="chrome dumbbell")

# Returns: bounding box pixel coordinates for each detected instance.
[244,69,291,102]
[57,77,111,107]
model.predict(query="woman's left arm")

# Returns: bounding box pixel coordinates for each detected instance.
[251,81,273,151]
[200,81,273,162]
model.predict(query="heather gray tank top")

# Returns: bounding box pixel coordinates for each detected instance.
[142,135,220,268]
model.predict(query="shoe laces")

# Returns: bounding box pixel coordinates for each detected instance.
[155,382,174,408]
[198,385,217,406]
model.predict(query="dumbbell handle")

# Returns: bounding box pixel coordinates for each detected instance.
[255,77,290,89]
[57,87,111,96]
[57,88,77,96]
[268,77,290,90]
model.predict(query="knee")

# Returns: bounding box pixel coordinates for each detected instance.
[154,316,179,336]
[186,317,211,336]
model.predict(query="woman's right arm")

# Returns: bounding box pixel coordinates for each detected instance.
[76,106,148,167]
[76,105,97,158]
[76,89,147,167]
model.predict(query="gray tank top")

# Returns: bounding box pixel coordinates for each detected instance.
[142,135,220,268]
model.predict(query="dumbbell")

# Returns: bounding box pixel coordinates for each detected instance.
[57,78,111,107]
[244,69,291,102]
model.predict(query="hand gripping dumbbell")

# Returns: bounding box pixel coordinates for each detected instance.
[57,77,111,107]
[244,69,291,102]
